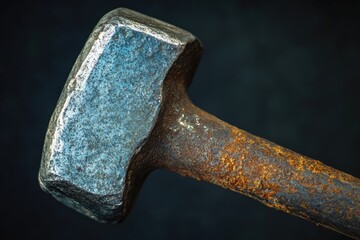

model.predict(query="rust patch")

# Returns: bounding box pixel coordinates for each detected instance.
[203,128,285,204]
[198,127,360,236]
[157,98,360,238]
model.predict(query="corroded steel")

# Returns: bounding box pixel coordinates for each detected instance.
[39,7,360,239]
[153,95,360,239]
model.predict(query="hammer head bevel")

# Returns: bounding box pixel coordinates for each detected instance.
[39,8,202,222]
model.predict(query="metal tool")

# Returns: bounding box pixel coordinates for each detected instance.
[39,8,360,239]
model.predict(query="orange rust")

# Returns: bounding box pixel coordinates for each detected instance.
[202,128,283,204]
[220,128,282,200]
[197,126,360,221]
[157,98,360,238]
[300,202,308,209]
[258,137,356,184]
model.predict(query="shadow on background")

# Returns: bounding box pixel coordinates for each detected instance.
[1,0,360,239]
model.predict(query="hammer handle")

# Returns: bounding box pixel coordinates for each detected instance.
[207,128,360,239]
[157,98,360,239]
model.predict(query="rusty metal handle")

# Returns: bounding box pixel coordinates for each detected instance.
[157,98,360,239]
[211,128,360,239]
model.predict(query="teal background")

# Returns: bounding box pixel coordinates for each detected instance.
[2,0,360,239]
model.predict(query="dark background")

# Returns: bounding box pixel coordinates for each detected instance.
[2,0,360,239]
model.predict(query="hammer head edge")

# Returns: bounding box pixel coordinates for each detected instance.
[39,8,202,222]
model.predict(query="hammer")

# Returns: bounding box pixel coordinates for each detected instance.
[39,8,360,239]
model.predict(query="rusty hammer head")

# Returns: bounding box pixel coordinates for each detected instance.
[39,8,202,223]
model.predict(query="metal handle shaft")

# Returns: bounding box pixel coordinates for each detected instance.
[155,97,360,239]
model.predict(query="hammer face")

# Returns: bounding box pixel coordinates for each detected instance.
[39,8,199,222]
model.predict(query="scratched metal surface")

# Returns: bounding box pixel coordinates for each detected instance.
[38,8,197,222]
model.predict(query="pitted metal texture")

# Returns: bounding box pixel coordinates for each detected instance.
[39,8,198,221]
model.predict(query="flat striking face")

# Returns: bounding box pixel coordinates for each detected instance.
[39,8,199,222]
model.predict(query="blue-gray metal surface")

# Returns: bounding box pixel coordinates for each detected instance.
[39,8,197,222]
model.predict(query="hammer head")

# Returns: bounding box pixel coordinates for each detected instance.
[39,8,202,222]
